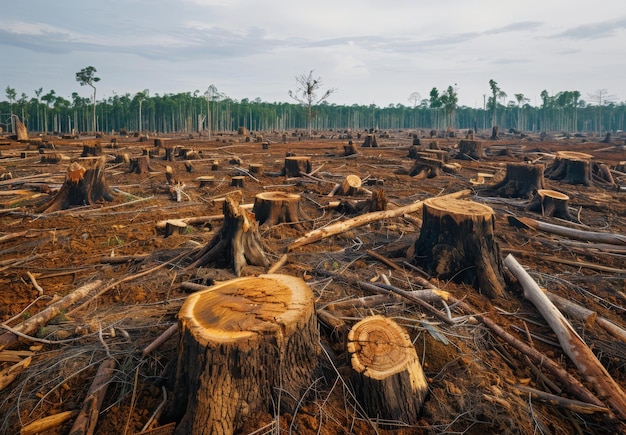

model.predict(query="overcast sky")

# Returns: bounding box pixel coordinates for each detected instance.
[1,0,625,108]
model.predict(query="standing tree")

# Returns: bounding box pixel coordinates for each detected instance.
[288,70,335,138]
[134,90,148,132]
[488,79,500,127]
[428,87,442,129]
[439,85,458,129]
[5,86,16,132]
[34,87,43,132]
[514,93,529,132]
[76,66,100,133]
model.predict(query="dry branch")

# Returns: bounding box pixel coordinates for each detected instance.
[20,410,79,435]
[504,254,626,419]
[288,189,471,250]
[508,216,626,245]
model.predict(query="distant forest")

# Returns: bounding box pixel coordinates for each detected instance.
[1,86,624,135]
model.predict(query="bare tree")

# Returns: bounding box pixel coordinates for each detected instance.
[288,70,335,138]
[587,89,615,134]
[75,66,100,133]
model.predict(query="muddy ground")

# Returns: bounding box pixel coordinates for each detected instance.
[0,129,625,434]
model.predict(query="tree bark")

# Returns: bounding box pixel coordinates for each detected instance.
[162,274,320,435]
[347,315,428,427]
[413,197,506,298]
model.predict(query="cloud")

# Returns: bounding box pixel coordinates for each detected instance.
[550,17,626,40]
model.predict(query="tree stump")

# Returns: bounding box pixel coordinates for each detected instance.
[413,197,506,298]
[129,155,152,175]
[164,146,175,161]
[164,219,188,237]
[187,192,269,276]
[211,160,220,171]
[154,138,168,147]
[347,315,428,427]
[15,117,29,142]
[252,191,308,231]
[230,175,245,188]
[336,189,388,215]
[330,174,363,196]
[546,151,593,186]
[483,163,545,198]
[456,139,485,160]
[163,274,320,435]
[361,134,378,147]
[197,176,215,188]
[81,142,102,157]
[490,126,500,140]
[249,163,263,176]
[409,156,443,178]
[527,189,574,221]
[343,140,358,156]
[262,141,269,150]
[407,145,420,160]
[41,157,115,212]
[283,156,311,177]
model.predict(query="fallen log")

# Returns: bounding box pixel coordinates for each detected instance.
[288,189,471,250]
[20,410,79,435]
[504,254,626,419]
[508,216,626,245]
[0,280,102,351]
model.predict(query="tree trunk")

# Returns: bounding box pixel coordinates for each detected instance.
[187,192,269,276]
[42,157,115,212]
[283,156,311,177]
[252,191,308,231]
[527,189,574,220]
[162,274,321,435]
[483,163,545,198]
[129,155,153,175]
[347,315,428,427]
[413,197,506,298]
[546,151,593,186]
[409,156,443,178]
[456,139,485,160]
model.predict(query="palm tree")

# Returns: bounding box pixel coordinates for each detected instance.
[75,66,100,133]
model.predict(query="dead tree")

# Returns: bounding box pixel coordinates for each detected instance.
[162,274,321,434]
[412,197,506,298]
[252,191,308,231]
[545,151,593,186]
[41,157,115,212]
[456,139,486,160]
[482,163,545,198]
[527,189,575,221]
[347,315,428,427]
[187,192,270,276]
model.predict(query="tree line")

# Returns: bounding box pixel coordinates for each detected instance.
[2,70,625,136]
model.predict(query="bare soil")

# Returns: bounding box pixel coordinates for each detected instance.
[0,129,625,434]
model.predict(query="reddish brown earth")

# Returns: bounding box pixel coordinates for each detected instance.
[0,129,625,434]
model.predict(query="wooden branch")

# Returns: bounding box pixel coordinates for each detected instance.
[288,189,471,250]
[0,280,102,351]
[510,385,610,415]
[142,324,179,358]
[267,253,288,274]
[504,254,626,419]
[69,358,117,435]
[20,410,79,435]
[508,216,626,245]
[154,204,254,230]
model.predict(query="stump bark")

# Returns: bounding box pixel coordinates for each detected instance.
[283,156,311,177]
[413,197,506,298]
[42,157,115,212]
[129,155,153,175]
[163,274,321,435]
[361,134,378,147]
[527,189,574,221]
[456,139,485,160]
[546,151,593,186]
[483,163,545,198]
[252,191,308,231]
[347,315,428,427]
[188,192,270,276]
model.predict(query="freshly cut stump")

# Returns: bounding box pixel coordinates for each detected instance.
[527,189,574,221]
[252,191,307,231]
[347,315,427,427]
[413,197,506,298]
[456,139,485,160]
[283,156,311,177]
[483,163,545,198]
[41,157,115,212]
[336,174,362,195]
[546,151,593,186]
[164,274,320,435]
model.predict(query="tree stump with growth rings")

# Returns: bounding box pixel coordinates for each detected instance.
[347,315,428,427]
[252,191,308,231]
[527,189,574,221]
[163,274,320,435]
[413,197,506,298]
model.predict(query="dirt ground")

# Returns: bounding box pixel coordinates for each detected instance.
[0,128,625,434]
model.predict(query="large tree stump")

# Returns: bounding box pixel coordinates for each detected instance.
[163,274,320,435]
[252,191,308,231]
[483,163,545,198]
[187,192,269,276]
[546,151,593,186]
[361,134,378,147]
[129,155,153,175]
[41,157,115,212]
[413,197,506,298]
[527,189,574,221]
[409,156,443,178]
[347,315,428,427]
[283,156,311,177]
[456,139,485,160]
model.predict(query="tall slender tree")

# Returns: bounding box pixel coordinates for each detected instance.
[288,70,335,138]
[75,66,100,133]
[5,86,16,132]
[488,79,500,127]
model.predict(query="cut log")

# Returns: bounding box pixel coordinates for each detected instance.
[482,163,545,198]
[507,216,626,245]
[187,192,269,276]
[283,156,311,177]
[41,157,116,212]
[546,151,593,186]
[504,254,626,419]
[20,410,79,435]
[162,274,320,435]
[252,191,308,231]
[347,315,428,427]
[456,139,485,160]
[336,174,362,195]
[413,197,506,298]
[527,189,574,221]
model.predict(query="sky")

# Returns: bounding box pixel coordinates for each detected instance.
[1,0,625,108]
